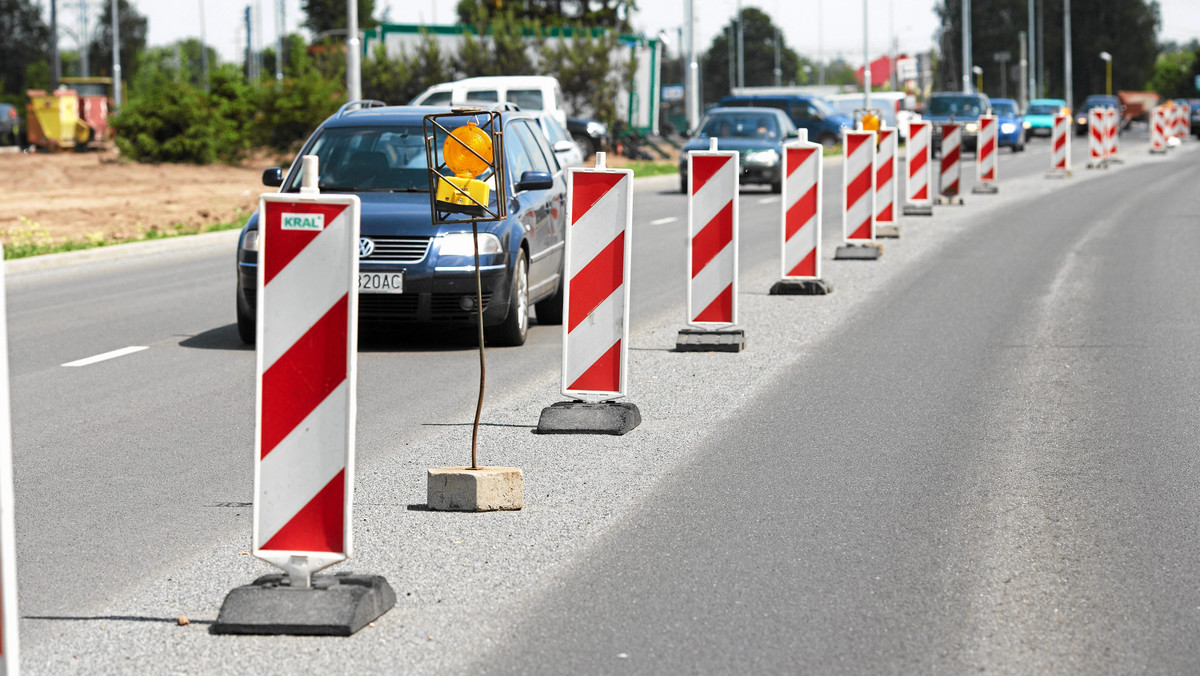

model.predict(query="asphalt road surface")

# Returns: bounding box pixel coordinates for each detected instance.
[7,126,1200,673]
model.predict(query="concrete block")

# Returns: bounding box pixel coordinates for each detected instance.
[935,195,965,205]
[834,243,882,260]
[536,401,641,435]
[903,204,933,216]
[769,279,832,295]
[875,225,901,238]
[427,466,523,511]
[211,573,395,636]
[971,184,998,194]
[676,327,745,352]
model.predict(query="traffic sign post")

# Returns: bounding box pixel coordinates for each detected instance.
[678,137,745,351]
[903,120,934,216]
[835,129,882,260]
[537,153,642,434]
[770,130,832,295]
[936,122,964,205]
[972,115,999,194]
[213,156,395,637]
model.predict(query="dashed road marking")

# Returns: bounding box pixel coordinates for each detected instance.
[62,346,149,368]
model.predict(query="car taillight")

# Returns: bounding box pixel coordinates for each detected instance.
[6,108,14,119]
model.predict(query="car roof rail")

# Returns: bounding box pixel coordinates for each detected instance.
[334,100,388,118]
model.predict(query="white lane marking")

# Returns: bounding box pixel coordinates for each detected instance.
[758,197,777,204]
[649,216,678,225]
[62,346,149,368]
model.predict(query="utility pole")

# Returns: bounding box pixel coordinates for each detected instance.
[889,0,897,90]
[685,0,699,132]
[736,0,745,89]
[346,0,362,101]
[51,0,61,88]
[1063,0,1072,112]
[111,0,121,107]
[774,28,782,87]
[1037,0,1044,97]
[1018,31,1028,109]
[244,5,255,80]
[862,0,870,109]
[79,0,89,77]
[1027,0,1035,101]
[275,0,284,81]
[817,0,825,85]
[727,24,735,95]
[962,0,972,93]
[199,0,210,90]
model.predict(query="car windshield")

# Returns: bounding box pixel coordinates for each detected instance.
[992,101,1017,115]
[810,97,840,117]
[698,113,780,138]
[1027,104,1061,115]
[928,96,983,116]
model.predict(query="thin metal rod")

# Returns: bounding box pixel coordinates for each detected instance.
[471,224,485,470]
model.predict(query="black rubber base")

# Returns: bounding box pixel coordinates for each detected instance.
[212,573,396,636]
[835,244,882,260]
[875,225,901,238]
[536,401,641,435]
[676,327,746,352]
[936,195,965,205]
[769,279,832,295]
[971,184,999,194]
[903,204,933,216]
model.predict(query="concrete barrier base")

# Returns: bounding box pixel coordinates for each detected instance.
[875,225,901,238]
[936,195,965,205]
[212,573,395,636]
[903,204,934,216]
[676,327,745,352]
[769,279,832,295]
[971,183,999,194]
[427,466,524,511]
[536,401,641,435]
[835,243,882,260]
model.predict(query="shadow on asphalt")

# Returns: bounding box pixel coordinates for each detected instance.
[177,321,547,353]
[178,324,249,351]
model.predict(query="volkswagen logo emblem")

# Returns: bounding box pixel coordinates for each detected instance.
[359,237,375,258]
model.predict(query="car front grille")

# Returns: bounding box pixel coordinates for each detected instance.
[430,293,492,320]
[356,292,492,322]
[361,236,431,263]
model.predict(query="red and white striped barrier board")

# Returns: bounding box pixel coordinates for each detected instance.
[1105,107,1119,159]
[905,120,933,207]
[1181,103,1191,141]
[1050,113,1070,173]
[561,161,634,400]
[687,140,739,327]
[843,130,876,242]
[0,247,18,675]
[780,137,823,279]
[1151,106,1168,152]
[975,115,998,184]
[938,123,962,197]
[875,127,898,224]
[254,188,360,581]
[1088,107,1106,165]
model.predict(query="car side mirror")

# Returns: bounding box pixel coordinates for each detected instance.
[515,170,554,192]
[552,140,574,154]
[262,167,283,187]
[787,129,800,138]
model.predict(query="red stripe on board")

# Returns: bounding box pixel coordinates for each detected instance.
[787,147,816,176]
[260,469,345,553]
[850,217,872,241]
[941,145,961,173]
[567,232,624,333]
[787,248,817,277]
[786,184,817,240]
[1091,125,1104,143]
[913,185,928,201]
[846,163,872,209]
[691,201,733,276]
[691,154,731,194]
[909,147,927,176]
[979,137,995,160]
[876,155,894,186]
[262,202,348,285]
[571,172,624,226]
[878,204,893,222]
[1053,132,1066,152]
[846,133,868,156]
[693,284,733,323]
[568,339,621,392]
[261,295,348,458]
[944,179,960,196]
[982,169,994,182]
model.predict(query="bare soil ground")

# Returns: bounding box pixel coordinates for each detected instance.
[0,148,274,245]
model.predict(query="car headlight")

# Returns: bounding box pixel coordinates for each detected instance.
[1077,117,1087,125]
[240,229,259,252]
[440,232,502,257]
[1022,120,1032,129]
[744,149,780,165]
[586,121,607,136]
[965,122,979,133]
[1000,123,1016,134]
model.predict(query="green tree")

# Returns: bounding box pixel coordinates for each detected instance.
[455,8,542,78]
[701,8,807,104]
[303,0,377,35]
[87,0,148,85]
[540,25,632,130]
[135,40,219,91]
[1147,41,1200,98]
[0,0,52,98]
[362,43,414,103]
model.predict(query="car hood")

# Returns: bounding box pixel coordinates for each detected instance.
[680,137,781,157]
[924,113,982,123]
[242,191,503,237]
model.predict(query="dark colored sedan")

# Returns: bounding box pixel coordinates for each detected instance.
[677,107,798,193]
[236,104,567,346]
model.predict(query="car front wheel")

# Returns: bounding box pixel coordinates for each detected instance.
[487,254,529,347]
[534,271,564,325]
[236,289,255,345]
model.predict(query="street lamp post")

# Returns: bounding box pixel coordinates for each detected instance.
[346,0,361,102]
[1099,51,1112,96]
[973,65,983,94]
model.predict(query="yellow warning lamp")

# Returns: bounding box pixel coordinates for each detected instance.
[435,122,493,215]
[860,112,881,133]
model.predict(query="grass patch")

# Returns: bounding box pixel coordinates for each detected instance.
[623,160,679,178]
[3,214,249,260]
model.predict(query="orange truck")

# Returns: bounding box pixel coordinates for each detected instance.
[25,77,113,151]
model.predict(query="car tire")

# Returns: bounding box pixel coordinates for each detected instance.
[770,180,782,194]
[817,132,837,148]
[534,271,564,325]
[487,253,529,347]
[236,290,255,345]
[680,175,688,194]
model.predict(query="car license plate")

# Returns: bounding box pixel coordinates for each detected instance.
[358,271,404,294]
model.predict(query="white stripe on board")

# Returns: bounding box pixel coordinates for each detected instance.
[62,346,148,367]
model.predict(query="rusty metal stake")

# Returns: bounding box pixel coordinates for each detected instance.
[471,223,485,470]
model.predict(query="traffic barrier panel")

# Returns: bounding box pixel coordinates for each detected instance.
[938,122,964,204]
[678,138,745,351]
[214,157,394,636]
[1150,106,1168,153]
[1046,113,1072,178]
[0,247,19,674]
[537,153,641,434]
[972,115,999,193]
[770,131,832,295]
[1087,107,1107,168]
[875,126,901,235]
[903,120,934,216]
[1105,107,1122,163]
[1181,103,1192,141]
[835,130,881,260]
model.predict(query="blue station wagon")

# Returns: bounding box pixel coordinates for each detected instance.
[236,103,567,346]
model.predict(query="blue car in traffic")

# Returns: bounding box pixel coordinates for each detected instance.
[236,103,568,346]
[1025,98,1067,137]
[989,98,1027,151]
[677,107,799,193]
[718,94,851,148]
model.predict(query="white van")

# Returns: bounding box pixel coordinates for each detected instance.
[826,92,921,140]
[409,76,568,128]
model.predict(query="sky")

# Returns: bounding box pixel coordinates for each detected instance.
[44,0,1200,69]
